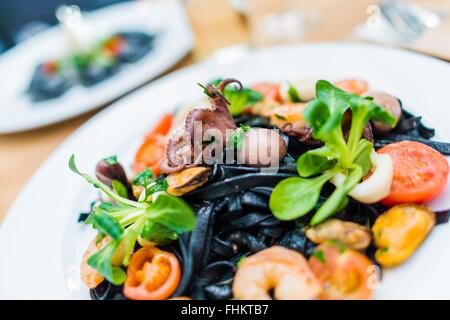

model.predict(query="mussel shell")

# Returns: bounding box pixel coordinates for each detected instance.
[167,167,211,196]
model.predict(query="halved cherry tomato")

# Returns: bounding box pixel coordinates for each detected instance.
[251,82,282,103]
[334,79,368,95]
[133,114,174,176]
[124,247,181,300]
[309,242,374,300]
[149,113,173,136]
[378,141,449,205]
[133,134,167,176]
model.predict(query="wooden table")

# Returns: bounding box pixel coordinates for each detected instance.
[0,0,449,221]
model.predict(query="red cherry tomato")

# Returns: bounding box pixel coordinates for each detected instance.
[378,141,449,205]
[251,82,282,103]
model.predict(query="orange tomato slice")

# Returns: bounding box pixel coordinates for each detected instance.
[133,114,174,176]
[124,247,181,300]
[150,113,173,136]
[133,134,167,176]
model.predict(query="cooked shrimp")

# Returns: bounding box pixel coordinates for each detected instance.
[269,104,308,134]
[232,246,322,300]
[250,82,282,117]
[80,236,108,288]
[80,236,126,288]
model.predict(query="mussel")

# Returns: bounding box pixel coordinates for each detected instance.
[306,219,372,250]
[372,204,436,267]
[167,167,211,196]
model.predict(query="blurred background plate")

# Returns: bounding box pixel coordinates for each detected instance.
[0,43,449,299]
[0,0,194,133]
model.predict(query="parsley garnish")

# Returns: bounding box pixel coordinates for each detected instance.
[228,124,251,150]
[287,84,301,102]
[103,155,118,165]
[312,249,326,263]
[132,168,154,187]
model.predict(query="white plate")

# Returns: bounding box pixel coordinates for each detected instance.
[0,0,194,133]
[1,42,450,299]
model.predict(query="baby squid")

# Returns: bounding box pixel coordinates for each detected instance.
[372,204,436,267]
[237,128,287,167]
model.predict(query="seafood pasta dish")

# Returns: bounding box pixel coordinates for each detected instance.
[71,77,450,300]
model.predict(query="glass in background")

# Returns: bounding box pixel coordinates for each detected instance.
[244,0,319,46]
[236,0,378,46]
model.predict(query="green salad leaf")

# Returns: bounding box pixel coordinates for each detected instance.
[270,80,397,225]
[111,180,128,199]
[70,155,196,285]
[141,221,179,245]
[269,170,336,221]
[87,241,127,286]
[148,194,197,233]
[296,145,338,178]
[310,166,363,226]
[86,211,124,242]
